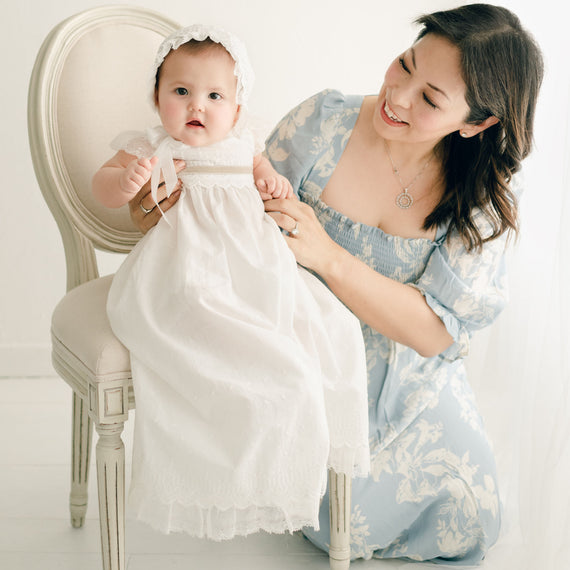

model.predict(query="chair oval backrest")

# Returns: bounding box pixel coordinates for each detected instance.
[28,6,179,253]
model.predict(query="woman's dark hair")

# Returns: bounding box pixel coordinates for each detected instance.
[416,4,544,251]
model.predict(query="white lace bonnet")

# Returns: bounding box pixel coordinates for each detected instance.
[151,24,255,107]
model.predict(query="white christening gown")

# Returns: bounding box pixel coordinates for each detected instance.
[106,124,370,540]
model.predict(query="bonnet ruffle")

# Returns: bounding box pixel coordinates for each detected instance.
[151,24,255,107]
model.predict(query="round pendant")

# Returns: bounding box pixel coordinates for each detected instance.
[395,191,413,209]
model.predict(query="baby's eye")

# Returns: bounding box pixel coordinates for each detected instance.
[175,87,188,96]
[209,92,222,101]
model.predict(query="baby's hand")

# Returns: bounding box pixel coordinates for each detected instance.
[120,157,158,196]
[256,175,294,200]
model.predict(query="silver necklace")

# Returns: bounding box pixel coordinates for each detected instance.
[384,140,434,209]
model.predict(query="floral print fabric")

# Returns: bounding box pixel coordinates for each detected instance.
[264,90,506,564]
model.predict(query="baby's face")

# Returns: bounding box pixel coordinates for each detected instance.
[156,46,240,147]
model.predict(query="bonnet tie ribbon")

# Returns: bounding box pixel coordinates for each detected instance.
[149,137,180,224]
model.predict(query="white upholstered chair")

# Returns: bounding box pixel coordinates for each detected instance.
[28,5,352,570]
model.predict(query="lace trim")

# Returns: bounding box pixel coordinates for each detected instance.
[128,444,369,540]
[128,493,322,540]
[180,165,252,175]
[128,475,326,540]
[110,131,153,159]
[150,24,255,107]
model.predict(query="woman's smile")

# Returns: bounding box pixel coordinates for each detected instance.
[381,100,408,126]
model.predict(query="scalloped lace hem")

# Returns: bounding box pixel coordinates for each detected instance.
[128,494,321,540]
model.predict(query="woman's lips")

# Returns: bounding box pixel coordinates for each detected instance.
[380,100,408,127]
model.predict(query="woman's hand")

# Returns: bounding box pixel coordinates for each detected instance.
[129,159,185,234]
[263,198,343,276]
[265,198,454,356]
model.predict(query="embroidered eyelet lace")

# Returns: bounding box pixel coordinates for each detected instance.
[149,24,255,107]
[108,122,372,538]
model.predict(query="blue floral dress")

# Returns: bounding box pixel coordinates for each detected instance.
[264,90,506,564]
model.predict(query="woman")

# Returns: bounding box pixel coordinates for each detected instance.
[129,3,543,564]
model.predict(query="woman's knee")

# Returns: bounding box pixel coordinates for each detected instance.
[417,476,501,563]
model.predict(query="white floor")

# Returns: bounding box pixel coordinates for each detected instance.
[0,377,408,570]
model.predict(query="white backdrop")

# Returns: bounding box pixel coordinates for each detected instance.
[1,0,568,568]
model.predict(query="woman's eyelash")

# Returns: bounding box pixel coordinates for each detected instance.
[399,57,410,73]
[399,56,437,109]
[423,94,437,109]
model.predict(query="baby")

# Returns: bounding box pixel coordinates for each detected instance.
[92,25,369,541]
[93,33,291,208]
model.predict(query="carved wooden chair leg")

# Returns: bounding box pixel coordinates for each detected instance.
[96,422,126,570]
[70,393,93,528]
[328,470,352,570]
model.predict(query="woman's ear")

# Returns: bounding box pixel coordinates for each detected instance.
[460,116,499,138]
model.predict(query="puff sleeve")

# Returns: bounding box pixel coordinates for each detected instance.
[263,89,348,196]
[412,202,517,362]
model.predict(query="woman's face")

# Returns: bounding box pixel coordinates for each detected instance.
[373,33,471,146]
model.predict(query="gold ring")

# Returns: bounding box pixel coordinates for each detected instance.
[139,201,154,215]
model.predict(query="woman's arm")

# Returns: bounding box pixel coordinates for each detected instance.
[264,198,453,357]
[322,244,454,357]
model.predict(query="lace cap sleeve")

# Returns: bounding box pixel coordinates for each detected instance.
[249,115,272,155]
[232,111,271,155]
[110,131,154,159]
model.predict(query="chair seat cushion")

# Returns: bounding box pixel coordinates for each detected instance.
[52,274,131,380]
